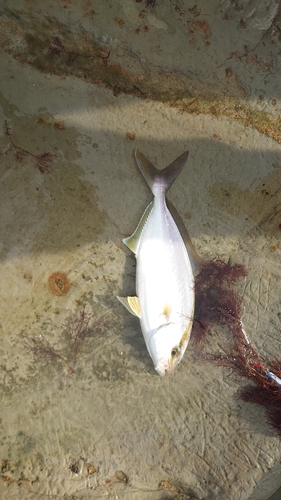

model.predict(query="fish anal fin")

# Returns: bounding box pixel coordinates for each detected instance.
[117,296,141,318]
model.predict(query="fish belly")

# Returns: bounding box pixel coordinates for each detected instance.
[136,202,194,340]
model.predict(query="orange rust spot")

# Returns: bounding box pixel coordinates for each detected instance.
[261,188,270,195]
[158,479,174,491]
[175,5,186,15]
[48,272,70,296]
[270,245,277,252]
[115,17,125,26]
[187,19,211,39]
[126,131,136,140]
[85,9,97,18]
[54,121,65,130]
[114,470,128,483]
[1,475,13,484]
[23,273,33,281]
[86,463,96,475]
[225,68,233,78]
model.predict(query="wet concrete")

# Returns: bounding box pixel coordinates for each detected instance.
[0,52,280,499]
[0,1,281,499]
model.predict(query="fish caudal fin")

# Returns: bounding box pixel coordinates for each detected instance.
[134,148,189,197]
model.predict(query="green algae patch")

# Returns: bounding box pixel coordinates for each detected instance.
[23,31,191,103]
[1,13,281,145]
[173,96,281,144]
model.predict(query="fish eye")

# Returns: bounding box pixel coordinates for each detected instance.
[171,347,180,358]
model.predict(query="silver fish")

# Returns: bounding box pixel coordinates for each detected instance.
[118,149,201,376]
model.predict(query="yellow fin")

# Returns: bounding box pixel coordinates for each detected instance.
[117,296,141,318]
[123,202,153,254]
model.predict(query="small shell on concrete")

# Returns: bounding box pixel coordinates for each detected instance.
[86,463,96,475]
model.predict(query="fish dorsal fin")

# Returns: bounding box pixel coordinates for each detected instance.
[123,201,153,254]
[166,199,204,276]
[134,148,189,197]
[117,296,141,318]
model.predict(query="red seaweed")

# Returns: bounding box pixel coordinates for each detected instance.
[1,121,57,173]
[20,305,110,374]
[239,383,281,407]
[193,258,281,439]
[193,259,247,344]
[266,408,281,434]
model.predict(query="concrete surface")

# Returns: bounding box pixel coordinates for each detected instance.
[0,1,281,499]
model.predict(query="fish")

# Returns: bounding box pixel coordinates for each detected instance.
[118,149,202,376]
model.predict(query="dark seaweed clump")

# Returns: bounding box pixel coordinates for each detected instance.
[21,305,110,374]
[193,259,281,438]
[1,120,56,173]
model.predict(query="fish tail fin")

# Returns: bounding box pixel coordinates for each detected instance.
[134,148,189,196]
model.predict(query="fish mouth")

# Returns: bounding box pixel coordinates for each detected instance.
[149,323,180,376]
[155,363,168,377]
[154,359,176,377]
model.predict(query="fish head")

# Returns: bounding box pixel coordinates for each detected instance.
[148,322,191,376]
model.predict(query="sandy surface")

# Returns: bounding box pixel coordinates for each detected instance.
[0,51,281,500]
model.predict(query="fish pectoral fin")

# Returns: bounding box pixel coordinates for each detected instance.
[162,303,171,322]
[117,296,141,318]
